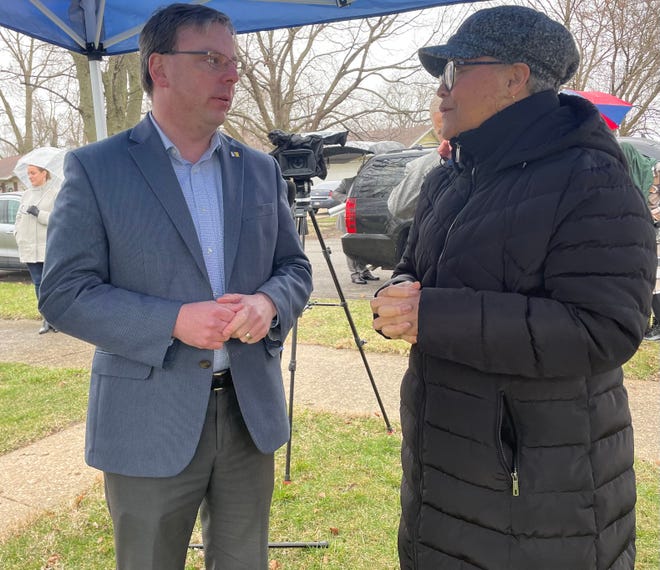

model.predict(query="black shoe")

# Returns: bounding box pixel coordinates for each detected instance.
[38,319,50,334]
[351,273,367,284]
[361,270,380,281]
[644,322,660,341]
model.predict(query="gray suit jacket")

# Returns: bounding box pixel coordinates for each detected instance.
[40,117,312,477]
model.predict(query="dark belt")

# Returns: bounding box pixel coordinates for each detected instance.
[211,369,233,391]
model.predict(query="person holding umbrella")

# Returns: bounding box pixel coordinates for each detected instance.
[14,146,66,334]
[371,5,656,569]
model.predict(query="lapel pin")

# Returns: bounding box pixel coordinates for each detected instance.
[231,151,241,158]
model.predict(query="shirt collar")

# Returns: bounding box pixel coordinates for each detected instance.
[148,112,222,163]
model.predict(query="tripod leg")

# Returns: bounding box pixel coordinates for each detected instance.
[189,541,329,550]
[283,210,307,483]
[307,208,393,433]
[284,315,298,483]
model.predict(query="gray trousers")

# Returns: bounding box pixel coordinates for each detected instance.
[346,255,367,275]
[104,386,274,570]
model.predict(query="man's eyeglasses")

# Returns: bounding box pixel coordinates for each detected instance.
[161,51,241,74]
[442,60,505,92]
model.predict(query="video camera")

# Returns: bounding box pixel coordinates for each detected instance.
[268,130,348,202]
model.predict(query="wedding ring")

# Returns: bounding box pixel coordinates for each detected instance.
[244,331,253,341]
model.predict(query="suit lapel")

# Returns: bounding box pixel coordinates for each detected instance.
[218,135,244,283]
[128,118,209,282]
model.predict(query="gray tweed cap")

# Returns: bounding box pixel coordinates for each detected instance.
[418,5,580,88]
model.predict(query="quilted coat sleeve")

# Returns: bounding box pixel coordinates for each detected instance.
[415,152,657,378]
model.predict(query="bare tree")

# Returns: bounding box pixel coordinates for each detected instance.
[341,76,438,139]
[72,52,143,142]
[534,0,660,136]
[103,54,143,136]
[2,0,656,155]
[225,8,471,147]
[0,29,74,155]
[0,30,144,156]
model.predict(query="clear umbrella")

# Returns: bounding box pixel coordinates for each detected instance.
[13,147,67,188]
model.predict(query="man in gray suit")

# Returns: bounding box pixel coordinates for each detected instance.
[39,4,312,569]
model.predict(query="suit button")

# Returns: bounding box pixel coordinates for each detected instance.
[199,360,212,369]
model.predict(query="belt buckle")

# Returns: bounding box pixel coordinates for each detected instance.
[212,370,230,392]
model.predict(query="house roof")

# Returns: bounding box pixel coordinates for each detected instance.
[0,155,21,181]
[349,125,438,148]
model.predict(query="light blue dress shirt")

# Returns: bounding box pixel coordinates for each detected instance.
[150,114,230,371]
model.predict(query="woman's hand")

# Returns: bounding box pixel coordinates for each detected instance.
[371,281,421,344]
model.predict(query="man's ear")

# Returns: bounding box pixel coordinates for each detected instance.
[508,63,531,97]
[149,53,169,88]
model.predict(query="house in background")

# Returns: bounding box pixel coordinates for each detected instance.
[321,124,440,183]
[322,140,404,182]
[0,126,444,194]
[407,125,441,148]
[366,124,440,149]
[255,124,441,188]
[0,155,21,193]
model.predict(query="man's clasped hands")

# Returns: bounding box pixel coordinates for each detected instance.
[172,293,277,350]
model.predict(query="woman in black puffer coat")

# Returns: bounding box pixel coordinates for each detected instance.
[372,6,657,570]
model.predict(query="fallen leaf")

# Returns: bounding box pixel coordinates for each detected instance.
[43,552,60,569]
[73,492,86,508]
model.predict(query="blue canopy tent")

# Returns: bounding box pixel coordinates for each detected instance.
[0,0,480,53]
[0,0,477,140]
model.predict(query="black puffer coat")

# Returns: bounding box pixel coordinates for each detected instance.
[393,91,657,569]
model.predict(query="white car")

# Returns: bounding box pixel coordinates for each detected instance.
[0,191,26,270]
[310,180,341,213]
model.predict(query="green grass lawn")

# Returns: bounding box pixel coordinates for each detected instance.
[0,363,88,454]
[0,411,402,569]
[0,405,657,570]
[0,279,657,376]
[0,277,658,568]
[0,280,41,320]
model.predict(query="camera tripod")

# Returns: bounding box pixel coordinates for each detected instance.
[189,180,394,554]
[260,181,394,551]
[283,182,393,484]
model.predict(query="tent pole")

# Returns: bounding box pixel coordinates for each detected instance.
[88,58,107,141]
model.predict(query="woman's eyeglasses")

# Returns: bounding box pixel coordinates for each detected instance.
[442,60,505,92]
[162,51,241,74]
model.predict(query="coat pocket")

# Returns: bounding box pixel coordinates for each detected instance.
[496,391,520,496]
[92,350,153,380]
[242,202,275,220]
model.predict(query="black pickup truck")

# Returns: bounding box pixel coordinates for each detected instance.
[340,148,431,270]
[341,136,660,270]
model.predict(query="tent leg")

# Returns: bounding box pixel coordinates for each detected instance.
[88,58,107,141]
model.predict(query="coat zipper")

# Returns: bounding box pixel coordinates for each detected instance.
[497,391,520,497]
[437,160,476,266]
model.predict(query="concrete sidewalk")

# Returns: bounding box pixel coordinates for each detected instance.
[0,318,407,540]
[0,318,658,541]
